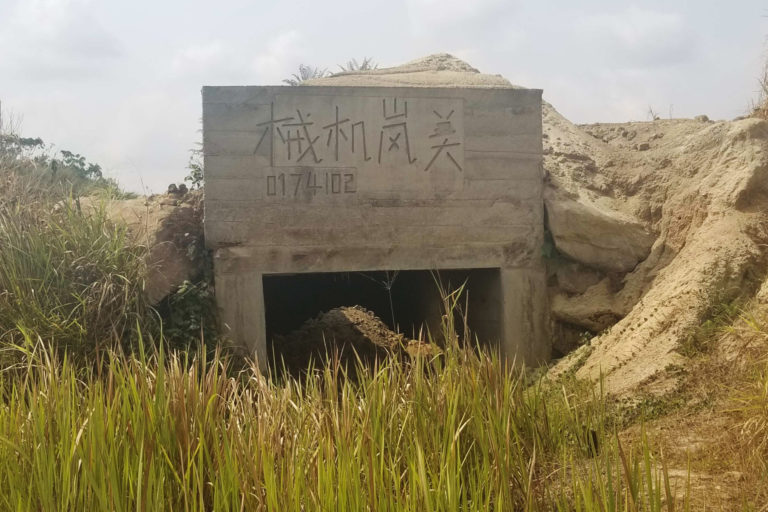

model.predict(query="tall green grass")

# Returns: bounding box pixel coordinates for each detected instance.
[0,331,681,511]
[0,133,683,510]
[0,161,152,359]
[0,197,150,356]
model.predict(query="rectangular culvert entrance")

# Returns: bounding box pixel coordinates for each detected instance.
[262,268,502,374]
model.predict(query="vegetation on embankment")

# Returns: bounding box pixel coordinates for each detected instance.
[755,64,768,119]
[0,130,155,361]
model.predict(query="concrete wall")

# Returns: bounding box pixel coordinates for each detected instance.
[202,85,549,367]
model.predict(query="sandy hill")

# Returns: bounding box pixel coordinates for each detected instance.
[545,105,768,394]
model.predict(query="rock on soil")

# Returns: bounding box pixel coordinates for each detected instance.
[271,306,435,374]
[544,188,656,272]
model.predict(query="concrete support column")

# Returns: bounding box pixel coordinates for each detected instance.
[500,266,551,366]
[214,261,268,371]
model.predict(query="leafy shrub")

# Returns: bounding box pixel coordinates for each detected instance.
[184,146,204,189]
[157,279,217,350]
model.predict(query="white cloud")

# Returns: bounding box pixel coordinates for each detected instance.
[11,0,84,35]
[166,30,308,88]
[93,90,199,193]
[252,30,305,84]
[576,6,696,69]
[406,0,509,35]
[0,0,122,80]
[172,41,227,74]
[169,40,250,84]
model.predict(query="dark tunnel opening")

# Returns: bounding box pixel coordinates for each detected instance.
[262,268,502,371]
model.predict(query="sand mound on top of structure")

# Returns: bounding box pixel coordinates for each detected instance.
[305,53,520,89]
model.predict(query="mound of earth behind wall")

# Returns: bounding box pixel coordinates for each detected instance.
[310,54,768,395]
[79,190,206,305]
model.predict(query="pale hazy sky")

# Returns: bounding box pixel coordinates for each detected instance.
[1,0,766,193]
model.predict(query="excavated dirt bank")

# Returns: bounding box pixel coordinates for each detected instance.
[545,107,768,395]
[82,189,205,305]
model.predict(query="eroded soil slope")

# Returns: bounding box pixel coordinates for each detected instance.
[546,106,768,394]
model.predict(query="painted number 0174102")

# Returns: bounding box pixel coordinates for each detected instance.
[266,171,356,197]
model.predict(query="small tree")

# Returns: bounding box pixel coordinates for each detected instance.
[282,64,329,86]
[56,150,102,180]
[755,62,768,119]
[338,57,378,72]
[185,143,204,190]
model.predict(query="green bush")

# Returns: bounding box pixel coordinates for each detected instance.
[157,279,217,350]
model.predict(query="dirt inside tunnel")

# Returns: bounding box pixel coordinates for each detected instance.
[263,269,501,375]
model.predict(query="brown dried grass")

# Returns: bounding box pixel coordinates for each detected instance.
[755,61,768,119]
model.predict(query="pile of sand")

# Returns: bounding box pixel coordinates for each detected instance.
[305,53,518,89]
[271,306,435,375]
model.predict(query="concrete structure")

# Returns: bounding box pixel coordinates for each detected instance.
[202,84,549,367]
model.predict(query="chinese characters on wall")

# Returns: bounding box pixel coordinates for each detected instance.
[252,95,464,198]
